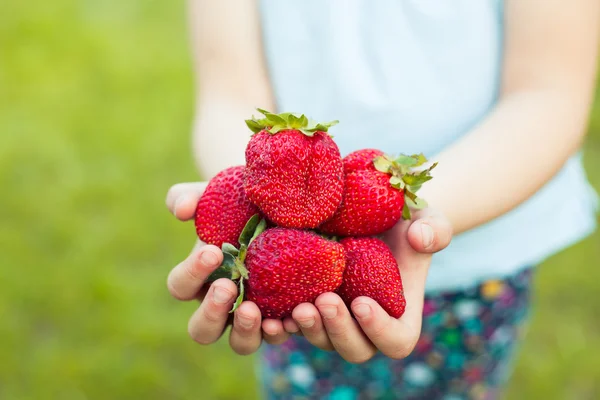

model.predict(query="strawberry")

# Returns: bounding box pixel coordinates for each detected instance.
[245,228,346,319]
[244,109,344,229]
[342,148,384,173]
[319,150,436,236]
[337,237,406,319]
[194,165,260,248]
[208,216,346,319]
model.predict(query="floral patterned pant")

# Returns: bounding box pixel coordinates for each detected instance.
[259,268,533,400]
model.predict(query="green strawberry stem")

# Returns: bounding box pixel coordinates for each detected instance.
[373,153,438,220]
[206,214,265,313]
[245,108,339,137]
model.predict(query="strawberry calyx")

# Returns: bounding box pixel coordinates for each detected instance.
[245,108,339,137]
[372,153,438,220]
[207,214,267,313]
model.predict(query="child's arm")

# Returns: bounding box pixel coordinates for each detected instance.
[418,0,600,235]
[187,0,275,179]
[164,0,281,356]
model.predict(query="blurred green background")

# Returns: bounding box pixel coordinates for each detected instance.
[1,2,599,399]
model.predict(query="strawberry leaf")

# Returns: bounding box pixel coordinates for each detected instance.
[288,113,303,129]
[395,155,418,166]
[406,196,428,209]
[207,250,237,281]
[298,114,308,127]
[249,219,267,244]
[402,204,412,220]
[299,129,316,137]
[415,153,428,167]
[221,242,239,256]
[207,264,233,281]
[269,126,284,134]
[246,109,338,137]
[245,119,263,133]
[389,176,404,189]
[230,277,245,313]
[238,214,261,248]
[373,156,393,173]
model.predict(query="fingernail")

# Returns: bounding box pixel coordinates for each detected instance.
[421,223,434,249]
[297,318,315,328]
[353,303,372,319]
[237,314,254,329]
[173,195,186,217]
[213,287,232,304]
[201,250,218,267]
[319,305,338,320]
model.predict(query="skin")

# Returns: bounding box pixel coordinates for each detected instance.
[166,0,599,362]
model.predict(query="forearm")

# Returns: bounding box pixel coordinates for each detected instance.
[418,89,594,235]
[187,0,274,179]
[192,93,274,179]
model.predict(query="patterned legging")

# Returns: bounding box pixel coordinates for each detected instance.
[259,268,533,400]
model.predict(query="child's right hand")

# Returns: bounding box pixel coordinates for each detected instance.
[165,183,292,355]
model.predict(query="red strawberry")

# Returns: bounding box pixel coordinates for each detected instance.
[343,148,383,173]
[244,109,344,229]
[245,228,346,319]
[337,237,406,318]
[207,215,346,319]
[319,150,436,236]
[194,166,260,248]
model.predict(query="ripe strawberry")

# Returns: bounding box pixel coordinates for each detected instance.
[342,148,383,173]
[337,237,406,318]
[207,215,346,319]
[244,109,344,229]
[319,150,436,236]
[245,228,346,319]
[194,166,260,248]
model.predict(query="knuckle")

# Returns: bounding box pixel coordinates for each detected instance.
[367,321,389,342]
[202,306,225,325]
[184,259,204,281]
[326,324,350,339]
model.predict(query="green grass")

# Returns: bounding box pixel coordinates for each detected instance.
[1,2,599,399]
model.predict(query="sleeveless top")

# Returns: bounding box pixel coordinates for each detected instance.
[258,0,598,293]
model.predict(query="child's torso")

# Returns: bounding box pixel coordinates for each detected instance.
[258,0,598,292]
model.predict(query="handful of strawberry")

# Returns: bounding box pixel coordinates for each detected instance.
[194,109,436,319]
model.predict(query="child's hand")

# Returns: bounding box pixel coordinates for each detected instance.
[165,183,292,355]
[280,208,452,363]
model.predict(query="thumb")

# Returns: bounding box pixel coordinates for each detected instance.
[407,208,453,254]
[165,182,208,221]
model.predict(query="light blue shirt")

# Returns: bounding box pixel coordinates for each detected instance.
[258,0,598,293]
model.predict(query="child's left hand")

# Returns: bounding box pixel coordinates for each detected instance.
[279,207,452,363]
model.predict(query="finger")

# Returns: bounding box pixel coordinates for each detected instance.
[229,301,263,355]
[187,278,238,345]
[407,208,453,254]
[292,303,334,351]
[262,319,291,345]
[167,245,223,301]
[283,317,300,334]
[315,293,377,364]
[351,297,420,360]
[166,182,208,221]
